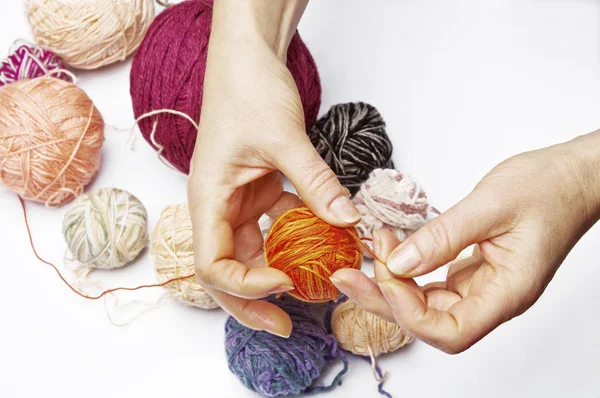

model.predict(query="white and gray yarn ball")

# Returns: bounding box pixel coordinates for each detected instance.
[352,169,439,257]
[62,188,148,269]
[309,102,394,195]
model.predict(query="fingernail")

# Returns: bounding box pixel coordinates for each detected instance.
[387,243,421,276]
[330,196,361,223]
[372,231,381,254]
[270,329,291,338]
[268,285,295,295]
[329,276,352,299]
[343,187,351,197]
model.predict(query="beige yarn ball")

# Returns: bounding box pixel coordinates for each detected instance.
[63,188,148,269]
[331,300,413,357]
[151,204,219,310]
[25,0,155,69]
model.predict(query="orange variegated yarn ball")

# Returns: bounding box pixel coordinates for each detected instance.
[264,206,362,302]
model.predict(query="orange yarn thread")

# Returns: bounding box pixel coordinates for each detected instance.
[265,206,365,303]
[19,196,194,300]
[0,77,104,206]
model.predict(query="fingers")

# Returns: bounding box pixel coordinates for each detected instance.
[189,172,293,301]
[266,191,303,219]
[378,276,511,354]
[233,219,265,268]
[330,269,396,323]
[274,133,360,227]
[385,191,505,277]
[206,287,292,337]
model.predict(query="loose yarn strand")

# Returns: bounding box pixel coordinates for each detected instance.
[134,109,199,173]
[19,196,194,300]
[305,350,349,395]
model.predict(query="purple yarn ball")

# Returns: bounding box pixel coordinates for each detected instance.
[0,42,72,87]
[225,295,347,396]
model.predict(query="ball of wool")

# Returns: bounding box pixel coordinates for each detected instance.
[264,206,362,303]
[352,168,439,257]
[225,295,347,396]
[0,42,72,87]
[130,0,322,174]
[309,102,394,195]
[62,188,148,269]
[0,77,104,206]
[150,203,219,310]
[331,299,413,357]
[25,0,155,69]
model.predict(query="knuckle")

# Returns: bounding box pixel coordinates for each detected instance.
[303,165,340,198]
[424,218,455,261]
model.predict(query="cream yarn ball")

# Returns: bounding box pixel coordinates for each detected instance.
[352,168,439,258]
[63,188,148,269]
[331,300,413,357]
[25,0,155,69]
[151,204,219,310]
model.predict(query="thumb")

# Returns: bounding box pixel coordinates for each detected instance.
[385,191,503,277]
[275,133,360,227]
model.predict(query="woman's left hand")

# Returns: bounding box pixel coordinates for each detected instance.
[331,131,600,354]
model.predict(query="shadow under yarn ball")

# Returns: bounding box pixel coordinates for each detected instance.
[130,0,322,174]
[309,102,394,195]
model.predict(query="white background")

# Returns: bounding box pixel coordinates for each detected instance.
[1,1,600,397]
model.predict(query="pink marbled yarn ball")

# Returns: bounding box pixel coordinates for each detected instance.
[0,42,72,87]
[352,168,439,258]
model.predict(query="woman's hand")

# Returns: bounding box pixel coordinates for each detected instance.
[331,132,600,353]
[187,0,360,337]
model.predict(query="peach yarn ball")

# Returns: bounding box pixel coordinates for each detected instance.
[0,77,104,206]
[331,300,413,357]
[150,204,219,310]
[25,0,155,69]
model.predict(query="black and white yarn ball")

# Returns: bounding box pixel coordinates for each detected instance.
[309,102,394,194]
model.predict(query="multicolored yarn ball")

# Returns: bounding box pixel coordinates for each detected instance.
[309,102,394,195]
[150,204,219,310]
[0,42,72,87]
[130,0,322,174]
[62,188,148,269]
[25,0,155,69]
[353,169,439,257]
[225,295,348,396]
[331,299,413,358]
[0,77,104,206]
[264,206,362,303]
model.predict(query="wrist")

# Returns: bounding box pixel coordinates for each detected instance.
[211,0,308,59]
[562,130,600,227]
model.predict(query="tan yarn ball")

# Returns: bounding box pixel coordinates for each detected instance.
[25,0,155,69]
[0,77,104,206]
[63,188,148,269]
[331,300,414,357]
[151,204,219,310]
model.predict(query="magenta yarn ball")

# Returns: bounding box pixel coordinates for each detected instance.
[130,0,322,174]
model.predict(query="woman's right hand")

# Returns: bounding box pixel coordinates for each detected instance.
[187,0,360,337]
[332,131,600,353]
